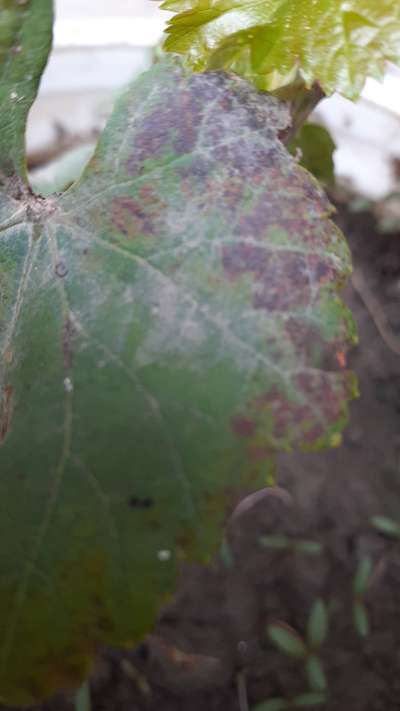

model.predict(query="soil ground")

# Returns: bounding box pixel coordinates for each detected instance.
[4,197,400,711]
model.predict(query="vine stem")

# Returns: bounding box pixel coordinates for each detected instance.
[75,681,91,711]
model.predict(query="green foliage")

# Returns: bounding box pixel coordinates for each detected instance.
[259,534,292,550]
[0,0,359,703]
[161,0,400,98]
[307,600,328,649]
[0,0,53,179]
[306,655,327,692]
[253,700,289,711]
[259,535,323,555]
[75,681,91,711]
[293,693,326,708]
[371,515,400,538]
[267,624,307,658]
[353,601,370,638]
[353,557,373,597]
[294,541,323,555]
[219,538,235,568]
[268,602,328,696]
[289,124,336,187]
[352,557,372,638]
[253,692,326,710]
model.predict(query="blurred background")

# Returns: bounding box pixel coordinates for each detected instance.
[28,0,400,200]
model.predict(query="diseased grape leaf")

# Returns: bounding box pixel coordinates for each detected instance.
[0,41,357,708]
[161,0,400,99]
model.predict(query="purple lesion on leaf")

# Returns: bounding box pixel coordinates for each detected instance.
[222,178,245,208]
[178,157,210,184]
[232,366,353,451]
[253,385,310,441]
[125,87,204,176]
[111,194,162,238]
[231,416,256,438]
[222,242,342,312]
[284,317,340,370]
[294,370,348,430]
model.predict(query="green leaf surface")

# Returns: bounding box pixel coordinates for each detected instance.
[161,0,400,99]
[268,624,307,658]
[0,0,53,180]
[307,599,328,648]
[293,692,326,708]
[0,53,356,702]
[219,538,235,568]
[75,681,91,711]
[353,557,373,597]
[294,540,323,555]
[252,699,289,711]
[371,515,400,538]
[259,535,323,555]
[306,655,327,691]
[289,124,336,187]
[353,601,369,638]
[259,534,291,550]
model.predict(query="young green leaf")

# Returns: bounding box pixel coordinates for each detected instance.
[268,624,307,658]
[0,0,53,180]
[75,681,91,711]
[353,558,373,597]
[307,600,328,649]
[252,700,289,711]
[289,125,336,187]
[294,540,323,555]
[353,601,370,638]
[371,515,400,538]
[161,0,400,99]
[293,692,327,708]
[0,35,356,707]
[219,538,235,568]
[259,534,291,550]
[306,656,327,691]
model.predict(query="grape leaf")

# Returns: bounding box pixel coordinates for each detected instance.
[289,124,336,187]
[0,0,53,180]
[161,0,400,99]
[0,43,357,706]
